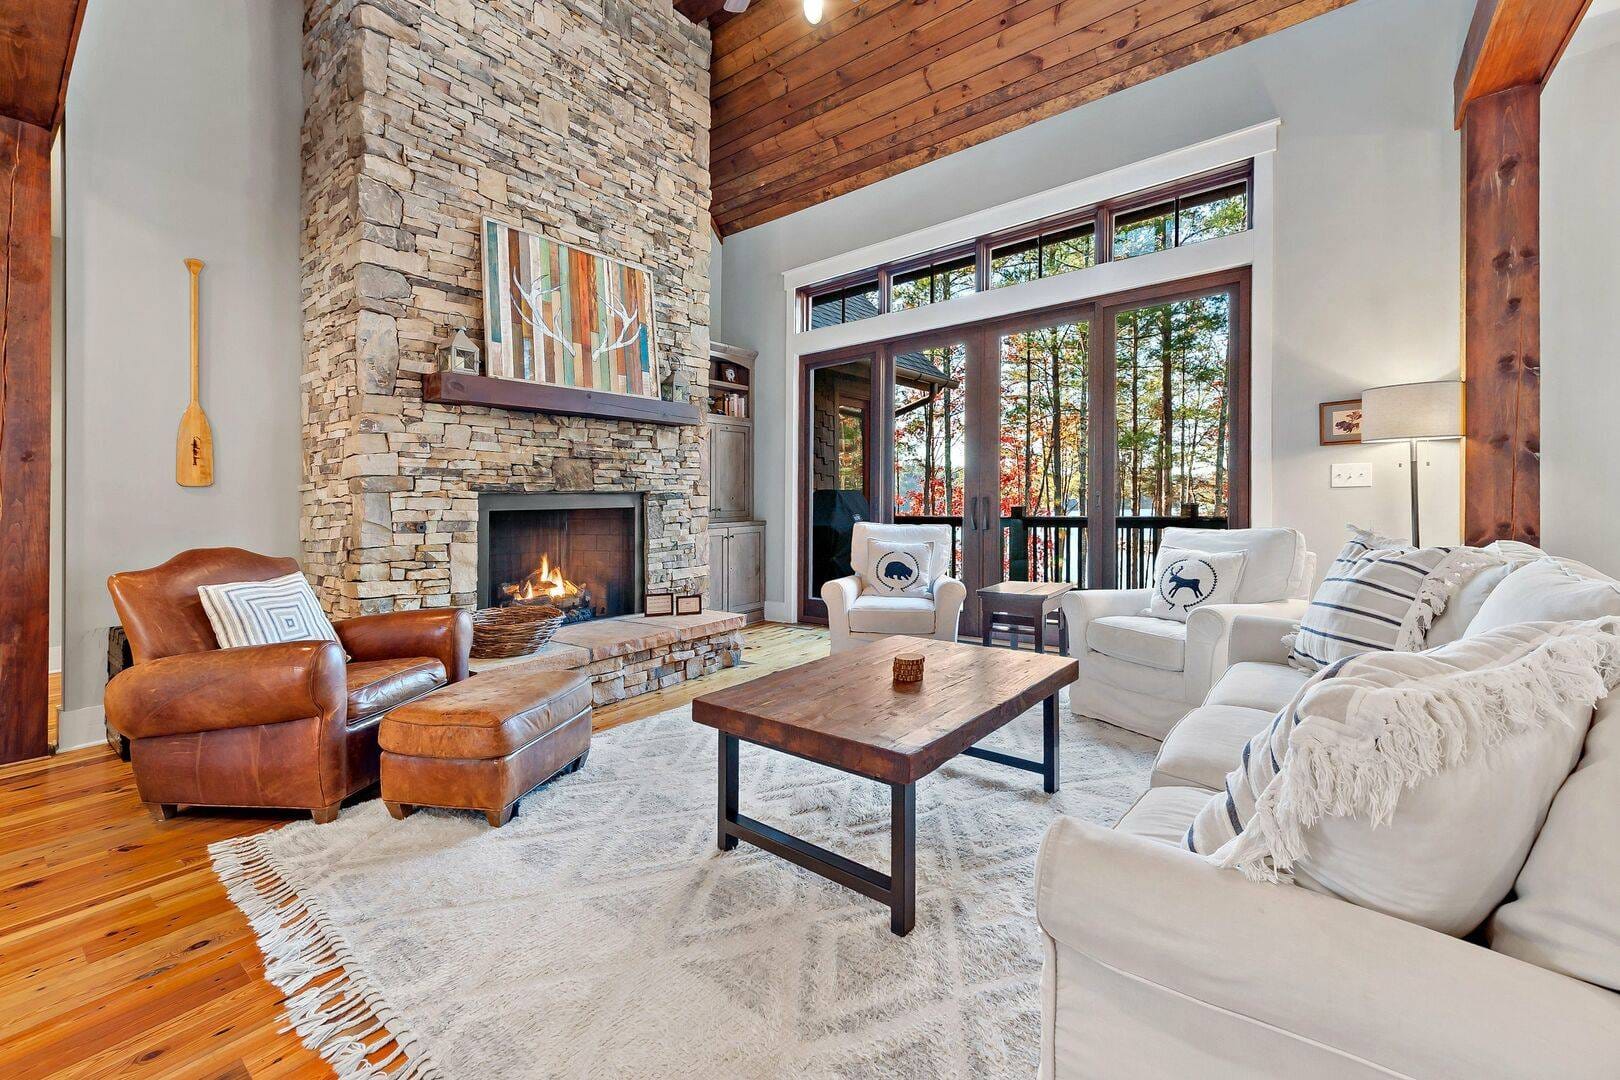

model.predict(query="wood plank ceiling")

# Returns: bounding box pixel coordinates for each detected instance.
[690,0,1361,235]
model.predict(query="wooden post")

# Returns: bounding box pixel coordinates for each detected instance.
[1461,85,1540,545]
[0,117,55,763]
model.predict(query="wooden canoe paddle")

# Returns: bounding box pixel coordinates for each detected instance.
[175,258,214,487]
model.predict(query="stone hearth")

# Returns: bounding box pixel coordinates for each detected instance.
[470,611,745,706]
[298,0,712,619]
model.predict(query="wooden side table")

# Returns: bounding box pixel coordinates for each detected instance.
[978,581,1074,653]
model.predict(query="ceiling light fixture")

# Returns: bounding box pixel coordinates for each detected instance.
[722,0,750,12]
[803,0,824,25]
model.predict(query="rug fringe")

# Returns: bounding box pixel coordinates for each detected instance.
[211,834,447,1080]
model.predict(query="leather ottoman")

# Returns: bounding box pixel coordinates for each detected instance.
[379,668,592,827]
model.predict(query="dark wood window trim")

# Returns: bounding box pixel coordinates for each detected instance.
[800,162,1254,327]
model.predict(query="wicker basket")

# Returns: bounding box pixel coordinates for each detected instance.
[470,603,565,659]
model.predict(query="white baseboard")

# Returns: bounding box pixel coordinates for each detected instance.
[763,601,793,624]
[58,705,107,752]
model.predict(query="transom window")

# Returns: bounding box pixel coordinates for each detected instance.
[800,163,1251,330]
[890,254,976,312]
[808,278,880,329]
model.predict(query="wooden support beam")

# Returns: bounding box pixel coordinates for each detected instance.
[1454,0,1593,127]
[0,117,54,763]
[0,0,88,761]
[1461,85,1540,546]
[1454,0,1593,544]
[0,0,88,132]
[673,0,738,30]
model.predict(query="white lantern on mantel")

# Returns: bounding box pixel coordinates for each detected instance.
[440,327,482,375]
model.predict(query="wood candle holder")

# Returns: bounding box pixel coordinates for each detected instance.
[892,651,925,684]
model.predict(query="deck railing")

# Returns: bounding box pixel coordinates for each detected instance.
[894,511,1227,589]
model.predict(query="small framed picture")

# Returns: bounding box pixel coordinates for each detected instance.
[675,593,703,616]
[644,592,675,617]
[1320,399,1363,445]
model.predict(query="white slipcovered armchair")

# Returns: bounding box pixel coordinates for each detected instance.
[1061,526,1314,739]
[822,522,966,653]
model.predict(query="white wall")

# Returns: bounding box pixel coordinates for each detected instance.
[710,228,724,337]
[59,0,303,747]
[720,0,1471,614]
[1541,7,1620,575]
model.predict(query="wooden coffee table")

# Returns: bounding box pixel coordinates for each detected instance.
[692,636,1076,935]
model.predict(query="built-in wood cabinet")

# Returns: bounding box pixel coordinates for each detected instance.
[709,521,765,623]
[706,341,764,623]
[709,418,752,522]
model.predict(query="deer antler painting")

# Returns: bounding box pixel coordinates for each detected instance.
[482,218,657,397]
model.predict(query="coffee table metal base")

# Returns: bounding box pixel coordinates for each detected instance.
[716,695,1059,936]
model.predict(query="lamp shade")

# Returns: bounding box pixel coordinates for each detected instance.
[1360,380,1463,442]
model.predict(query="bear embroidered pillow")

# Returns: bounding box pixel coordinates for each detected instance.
[860,541,936,598]
[1145,548,1246,622]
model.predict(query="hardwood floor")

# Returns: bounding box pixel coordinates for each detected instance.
[0,622,829,1079]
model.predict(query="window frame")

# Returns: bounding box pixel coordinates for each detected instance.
[798,161,1254,329]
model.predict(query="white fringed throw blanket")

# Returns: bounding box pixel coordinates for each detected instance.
[1190,620,1620,888]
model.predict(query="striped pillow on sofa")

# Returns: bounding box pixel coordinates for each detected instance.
[1285,528,1483,672]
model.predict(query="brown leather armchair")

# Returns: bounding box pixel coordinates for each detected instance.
[105,548,472,823]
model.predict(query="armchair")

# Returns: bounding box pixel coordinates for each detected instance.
[821,522,966,653]
[1061,527,1314,739]
[105,547,472,822]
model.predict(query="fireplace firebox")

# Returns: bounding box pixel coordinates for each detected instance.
[477,493,643,620]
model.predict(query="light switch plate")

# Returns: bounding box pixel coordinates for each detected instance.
[1331,463,1372,488]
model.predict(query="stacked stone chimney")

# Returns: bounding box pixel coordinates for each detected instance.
[300,0,712,618]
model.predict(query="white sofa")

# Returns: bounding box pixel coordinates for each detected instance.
[1061,527,1315,739]
[821,522,966,654]
[1036,552,1620,1078]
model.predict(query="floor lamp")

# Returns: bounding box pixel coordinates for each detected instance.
[1360,381,1464,547]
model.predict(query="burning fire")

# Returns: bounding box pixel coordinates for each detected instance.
[502,555,582,605]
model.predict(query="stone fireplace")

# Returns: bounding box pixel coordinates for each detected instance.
[297,0,712,619]
[478,493,643,618]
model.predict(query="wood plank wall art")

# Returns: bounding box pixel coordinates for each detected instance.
[482,219,660,399]
[697,0,1362,235]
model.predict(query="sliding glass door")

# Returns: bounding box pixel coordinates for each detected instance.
[801,352,879,621]
[1101,278,1248,587]
[990,315,1094,596]
[798,270,1248,624]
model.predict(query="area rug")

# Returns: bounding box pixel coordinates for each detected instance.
[211,697,1154,1079]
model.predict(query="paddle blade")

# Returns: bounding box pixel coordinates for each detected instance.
[176,403,214,487]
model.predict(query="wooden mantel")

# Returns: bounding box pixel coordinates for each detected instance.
[423,371,703,426]
[1454,0,1592,546]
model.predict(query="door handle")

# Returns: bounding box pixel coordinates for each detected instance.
[970,496,981,532]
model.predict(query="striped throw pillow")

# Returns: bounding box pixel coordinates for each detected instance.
[1285,529,1471,672]
[198,572,341,649]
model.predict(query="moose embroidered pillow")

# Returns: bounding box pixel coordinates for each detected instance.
[860,541,936,598]
[1146,548,1246,622]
